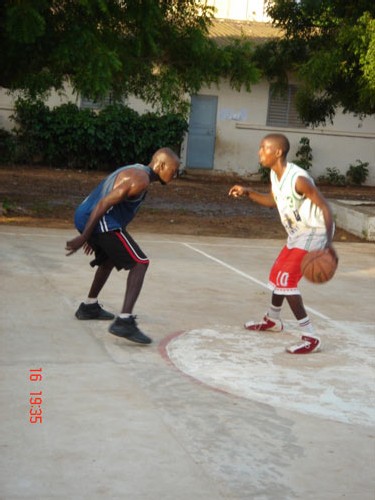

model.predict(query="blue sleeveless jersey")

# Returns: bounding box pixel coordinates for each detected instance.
[74,164,151,233]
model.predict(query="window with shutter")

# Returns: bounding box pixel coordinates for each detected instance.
[80,94,113,110]
[266,85,305,128]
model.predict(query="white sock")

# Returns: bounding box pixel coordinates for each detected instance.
[84,298,98,305]
[267,305,282,320]
[298,316,314,335]
[119,313,132,319]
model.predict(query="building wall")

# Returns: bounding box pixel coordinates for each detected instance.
[193,80,375,185]
[208,0,270,21]
[0,89,17,130]
[0,86,78,131]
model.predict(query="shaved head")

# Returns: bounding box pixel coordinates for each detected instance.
[151,147,180,165]
[150,147,180,184]
[263,134,290,158]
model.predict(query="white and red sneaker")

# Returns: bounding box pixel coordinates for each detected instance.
[244,315,283,333]
[286,335,321,354]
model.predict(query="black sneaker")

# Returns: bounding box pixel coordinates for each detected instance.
[108,316,152,344]
[75,302,115,320]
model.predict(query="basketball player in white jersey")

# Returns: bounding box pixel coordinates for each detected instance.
[229,134,338,354]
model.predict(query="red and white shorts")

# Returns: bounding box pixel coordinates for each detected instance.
[268,245,308,295]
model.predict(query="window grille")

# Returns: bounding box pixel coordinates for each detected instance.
[266,85,305,128]
[80,94,113,110]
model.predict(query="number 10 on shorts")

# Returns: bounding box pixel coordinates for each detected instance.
[276,271,289,288]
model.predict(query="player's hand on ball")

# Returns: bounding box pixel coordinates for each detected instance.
[326,245,339,263]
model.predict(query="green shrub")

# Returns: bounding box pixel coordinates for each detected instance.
[257,164,270,183]
[95,104,140,169]
[293,137,313,171]
[11,98,52,163]
[346,160,369,186]
[0,128,16,164]
[10,99,188,170]
[47,103,98,168]
[318,167,346,186]
[136,112,188,164]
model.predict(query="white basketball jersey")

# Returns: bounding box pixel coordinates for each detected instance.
[270,162,328,250]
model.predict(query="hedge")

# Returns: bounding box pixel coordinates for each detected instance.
[5,98,188,170]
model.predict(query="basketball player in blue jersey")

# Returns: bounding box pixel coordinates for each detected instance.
[229,134,338,354]
[65,147,180,344]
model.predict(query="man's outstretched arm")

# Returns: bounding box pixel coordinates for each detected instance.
[228,184,276,207]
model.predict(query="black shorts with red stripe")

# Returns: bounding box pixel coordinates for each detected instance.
[88,230,149,270]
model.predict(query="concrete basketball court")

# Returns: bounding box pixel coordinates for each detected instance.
[1,225,374,499]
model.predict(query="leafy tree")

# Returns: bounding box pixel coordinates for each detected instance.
[0,0,260,114]
[257,0,375,125]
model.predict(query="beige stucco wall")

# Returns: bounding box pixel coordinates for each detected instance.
[0,86,78,131]
[0,89,17,130]
[195,80,375,185]
[208,0,270,22]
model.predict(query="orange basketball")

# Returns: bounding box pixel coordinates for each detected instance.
[301,250,338,284]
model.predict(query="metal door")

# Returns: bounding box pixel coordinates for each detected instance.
[186,95,218,169]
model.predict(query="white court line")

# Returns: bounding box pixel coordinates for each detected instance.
[181,241,275,249]
[183,242,330,320]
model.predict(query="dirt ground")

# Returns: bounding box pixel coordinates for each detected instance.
[0,165,374,242]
